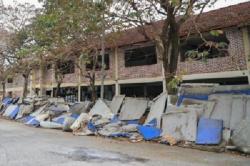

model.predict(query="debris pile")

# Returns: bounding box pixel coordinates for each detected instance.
[1,84,250,154]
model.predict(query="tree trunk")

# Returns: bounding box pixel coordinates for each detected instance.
[55,82,61,97]
[2,81,6,99]
[160,9,180,94]
[39,58,46,96]
[22,74,29,99]
[90,73,96,102]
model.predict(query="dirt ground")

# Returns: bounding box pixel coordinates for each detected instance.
[0,118,249,166]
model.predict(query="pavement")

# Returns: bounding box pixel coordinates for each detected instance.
[0,118,249,166]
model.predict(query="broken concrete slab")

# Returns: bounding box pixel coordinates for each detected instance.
[162,109,198,142]
[30,104,48,117]
[181,98,216,118]
[209,94,233,128]
[48,103,70,113]
[16,104,34,120]
[246,96,250,118]
[232,118,250,154]
[69,101,90,114]
[98,123,123,137]
[230,96,246,130]
[110,95,125,114]
[145,93,167,128]
[3,105,19,119]
[89,99,114,119]
[62,117,76,131]
[40,121,63,129]
[119,98,148,121]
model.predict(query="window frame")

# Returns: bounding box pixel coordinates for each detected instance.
[124,45,157,67]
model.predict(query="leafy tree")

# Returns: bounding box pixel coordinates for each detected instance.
[113,0,219,93]
[0,2,39,99]
[34,0,119,101]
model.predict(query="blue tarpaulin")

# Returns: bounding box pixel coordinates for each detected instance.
[26,118,40,127]
[9,106,19,119]
[214,89,250,95]
[196,118,223,145]
[2,97,12,106]
[177,94,209,106]
[88,121,97,132]
[137,125,162,140]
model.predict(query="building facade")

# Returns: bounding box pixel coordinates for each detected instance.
[2,2,250,101]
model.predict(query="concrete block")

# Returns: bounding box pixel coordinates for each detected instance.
[209,94,233,128]
[145,93,167,128]
[110,95,125,114]
[162,110,198,142]
[230,96,246,130]
[89,99,114,119]
[119,98,148,121]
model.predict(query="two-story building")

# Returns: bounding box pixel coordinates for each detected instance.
[2,2,250,101]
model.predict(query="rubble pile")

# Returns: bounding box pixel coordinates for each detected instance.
[1,84,250,154]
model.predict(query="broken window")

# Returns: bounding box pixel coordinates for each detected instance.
[180,32,229,61]
[86,54,110,70]
[7,78,13,83]
[57,60,75,74]
[124,45,157,67]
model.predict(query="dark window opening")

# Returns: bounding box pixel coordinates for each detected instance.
[7,78,13,83]
[180,32,229,62]
[53,87,78,102]
[46,64,52,70]
[125,46,157,67]
[86,54,110,71]
[120,82,163,99]
[80,85,115,101]
[46,90,52,97]
[57,60,75,74]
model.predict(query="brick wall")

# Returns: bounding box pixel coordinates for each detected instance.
[9,27,247,93]
[6,74,24,89]
[81,51,116,83]
[177,27,247,75]
[117,48,163,80]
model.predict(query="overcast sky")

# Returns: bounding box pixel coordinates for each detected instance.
[2,0,250,10]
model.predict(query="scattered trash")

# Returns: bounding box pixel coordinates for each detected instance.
[40,121,63,129]
[1,84,250,154]
[161,134,177,146]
